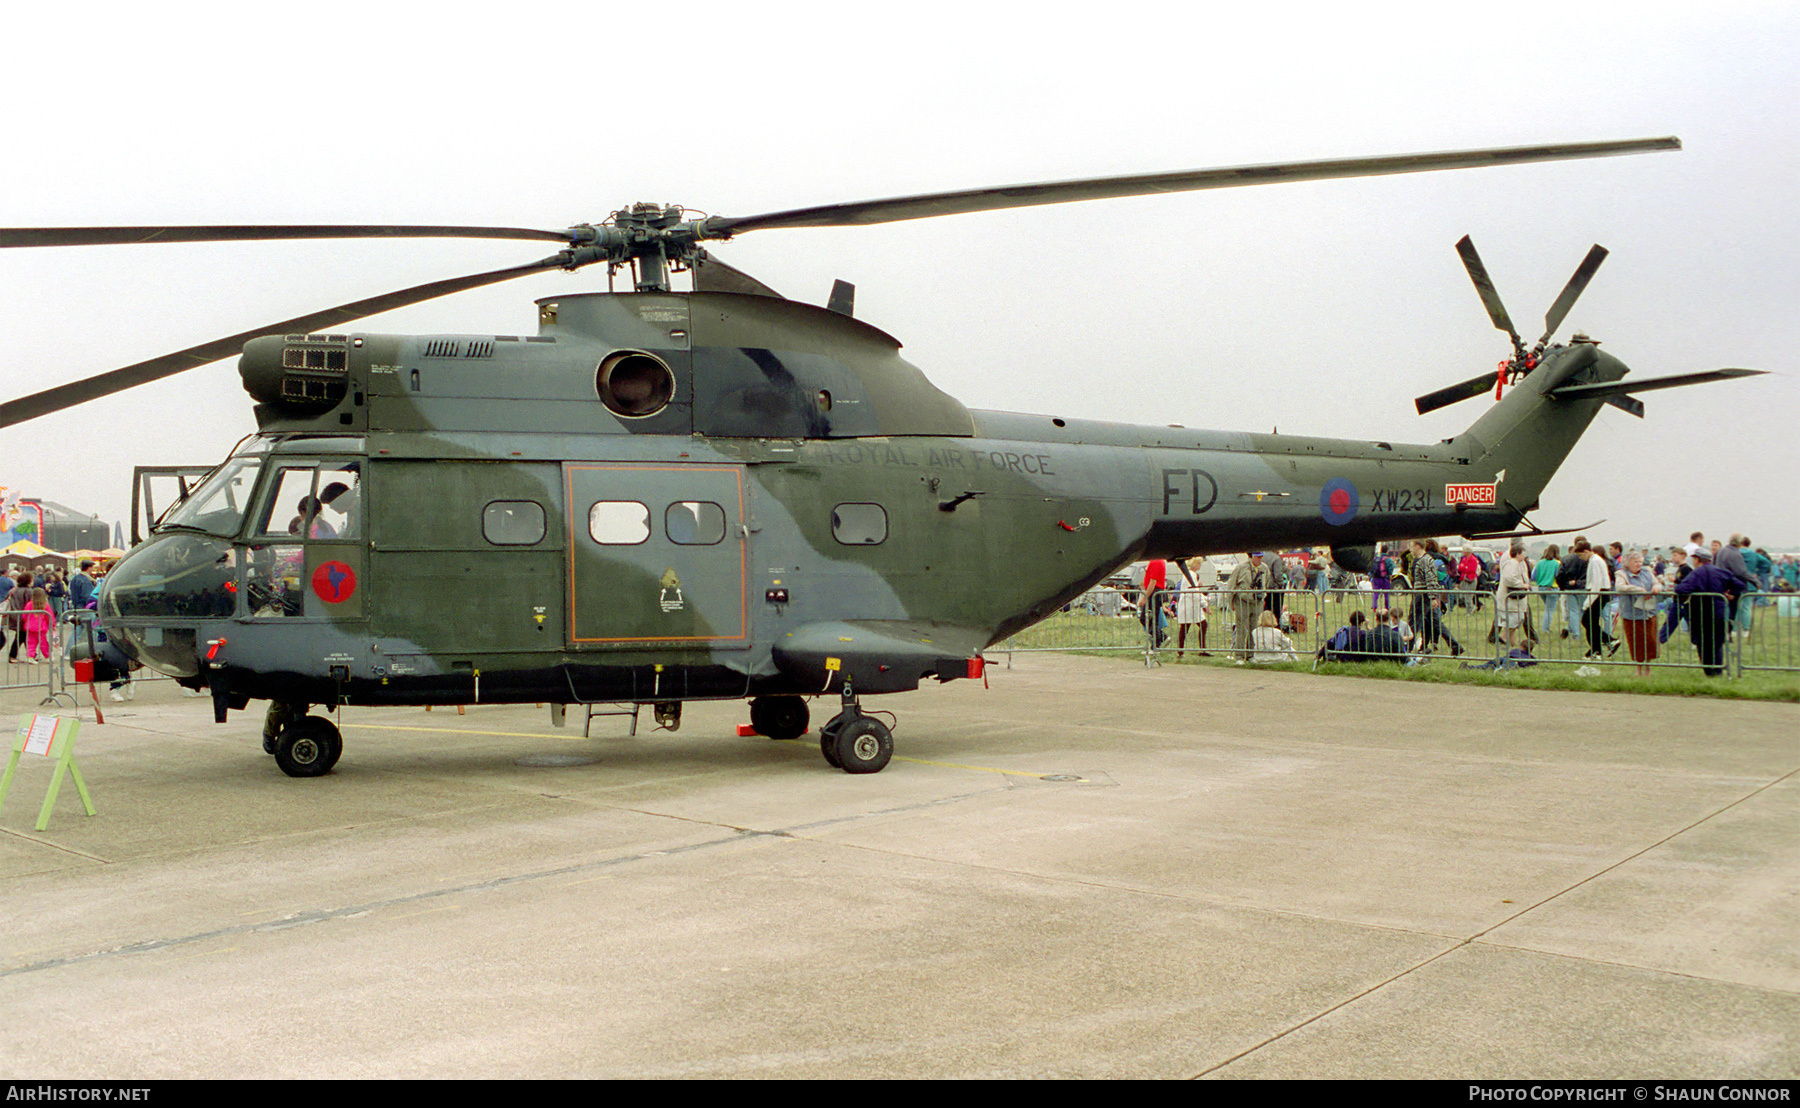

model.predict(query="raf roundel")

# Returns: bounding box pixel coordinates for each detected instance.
[311,561,358,604]
[1320,477,1360,526]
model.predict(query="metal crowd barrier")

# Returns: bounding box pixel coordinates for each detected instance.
[991,584,1798,679]
[997,587,1165,666]
[1728,588,1800,676]
[1,607,75,706]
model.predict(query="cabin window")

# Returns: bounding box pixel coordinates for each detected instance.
[665,502,725,545]
[831,503,887,546]
[588,501,650,545]
[483,501,546,546]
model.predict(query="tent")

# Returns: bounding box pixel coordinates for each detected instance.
[2,539,73,576]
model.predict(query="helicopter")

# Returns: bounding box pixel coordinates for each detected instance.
[0,136,1763,778]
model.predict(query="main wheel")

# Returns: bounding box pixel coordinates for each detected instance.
[274,716,342,778]
[831,717,893,775]
[750,695,809,741]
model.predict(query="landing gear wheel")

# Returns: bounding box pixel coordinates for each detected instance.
[262,701,305,755]
[274,716,342,778]
[750,695,809,741]
[831,717,893,775]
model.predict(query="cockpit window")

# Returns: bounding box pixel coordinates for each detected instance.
[159,457,263,538]
[254,461,362,539]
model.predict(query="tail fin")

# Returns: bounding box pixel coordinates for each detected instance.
[1445,342,1618,513]
[1445,345,1764,514]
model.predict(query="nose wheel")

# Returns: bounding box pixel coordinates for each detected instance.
[818,680,893,774]
[273,714,343,778]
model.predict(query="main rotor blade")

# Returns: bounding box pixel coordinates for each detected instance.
[0,225,574,249]
[0,256,568,428]
[1415,370,1499,416]
[1539,244,1608,343]
[1455,235,1520,342]
[704,137,1680,236]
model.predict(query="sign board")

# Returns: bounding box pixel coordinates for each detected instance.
[2,714,95,831]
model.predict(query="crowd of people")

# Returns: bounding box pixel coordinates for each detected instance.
[0,559,146,698]
[1129,532,1793,676]
[0,560,100,664]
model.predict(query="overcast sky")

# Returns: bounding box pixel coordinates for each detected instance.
[3,1,1795,549]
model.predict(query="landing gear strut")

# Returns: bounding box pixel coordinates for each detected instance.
[818,679,892,774]
[263,700,306,755]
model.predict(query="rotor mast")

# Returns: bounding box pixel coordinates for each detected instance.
[567,204,725,293]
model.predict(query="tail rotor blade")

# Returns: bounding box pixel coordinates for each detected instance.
[1539,243,1608,344]
[1455,235,1521,347]
[1415,370,1499,415]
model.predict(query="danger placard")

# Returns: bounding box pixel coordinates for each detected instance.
[1444,483,1498,507]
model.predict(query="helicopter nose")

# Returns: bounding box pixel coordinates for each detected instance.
[98,532,237,679]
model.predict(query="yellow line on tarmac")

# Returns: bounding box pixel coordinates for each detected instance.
[386,904,456,922]
[340,722,1077,780]
[169,945,238,961]
[556,874,615,888]
[893,755,1075,780]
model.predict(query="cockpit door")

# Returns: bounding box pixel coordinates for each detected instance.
[243,459,366,621]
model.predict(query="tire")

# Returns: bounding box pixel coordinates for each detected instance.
[831,717,893,775]
[749,695,809,741]
[274,716,342,778]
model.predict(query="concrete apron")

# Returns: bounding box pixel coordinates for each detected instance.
[1,656,1795,1078]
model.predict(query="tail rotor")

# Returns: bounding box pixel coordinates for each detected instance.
[1415,236,1607,415]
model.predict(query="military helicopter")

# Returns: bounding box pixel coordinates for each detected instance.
[0,136,1763,778]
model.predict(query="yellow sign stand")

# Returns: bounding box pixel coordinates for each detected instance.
[1,714,96,831]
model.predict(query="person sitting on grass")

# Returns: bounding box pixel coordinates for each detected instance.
[1320,610,1372,662]
[1366,608,1412,661]
[1249,610,1297,665]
